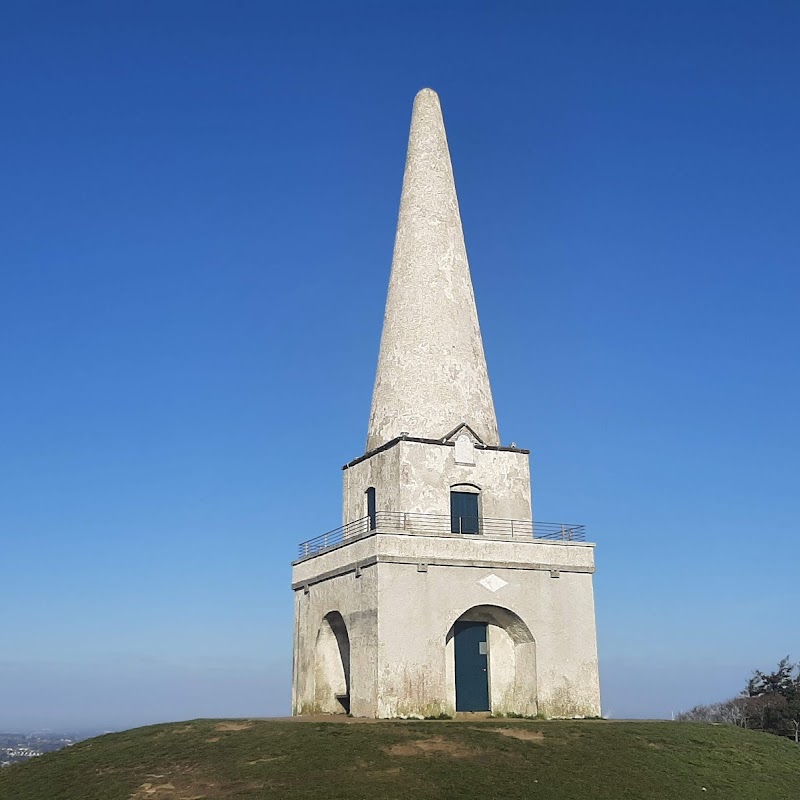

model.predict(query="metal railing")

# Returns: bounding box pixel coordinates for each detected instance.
[297,516,374,558]
[296,511,586,558]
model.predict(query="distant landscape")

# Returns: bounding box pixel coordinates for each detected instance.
[0,731,102,768]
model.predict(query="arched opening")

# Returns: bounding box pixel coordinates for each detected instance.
[314,611,351,714]
[446,604,536,716]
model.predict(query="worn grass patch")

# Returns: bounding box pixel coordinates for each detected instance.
[477,726,545,742]
[383,735,479,758]
[213,723,254,733]
[0,718,798,799]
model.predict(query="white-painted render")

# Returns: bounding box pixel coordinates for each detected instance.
[291,88,601,719]
[366,88,499,451]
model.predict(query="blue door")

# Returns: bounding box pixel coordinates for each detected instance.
[454,621,489,711]
[450,491,479,534]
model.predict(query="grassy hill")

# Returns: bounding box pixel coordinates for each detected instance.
[1,717,798,800]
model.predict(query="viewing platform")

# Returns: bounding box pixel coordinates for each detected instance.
[296,512,587,561]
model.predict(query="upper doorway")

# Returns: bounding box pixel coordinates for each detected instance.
[450,490,479,534]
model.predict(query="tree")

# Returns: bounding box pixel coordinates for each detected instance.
[783,682,800,743]
[676,656,800,743]
[747,657,795,698]
[745,657,799,741]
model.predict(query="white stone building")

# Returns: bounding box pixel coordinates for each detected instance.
[291,88,601,719]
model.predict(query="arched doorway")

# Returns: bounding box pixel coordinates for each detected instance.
[314,611,351,714]
[446,605,537,715]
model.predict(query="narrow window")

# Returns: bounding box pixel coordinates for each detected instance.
[366,487,377,530]
[450,490,479,534]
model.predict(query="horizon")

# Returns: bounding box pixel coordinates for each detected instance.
[2,1,798,731]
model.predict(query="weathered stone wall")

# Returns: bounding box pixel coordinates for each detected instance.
[342,445,401,527]
[292,561,379,718]
[292,533,600,719]
[373,537,600,719]
[366,89,499,451]
[343,439,532,526]
[530,571,602,718]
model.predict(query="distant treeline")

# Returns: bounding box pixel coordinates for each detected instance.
[676,657,800,743]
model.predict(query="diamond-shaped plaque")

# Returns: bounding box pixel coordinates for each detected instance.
[478,573,507,593]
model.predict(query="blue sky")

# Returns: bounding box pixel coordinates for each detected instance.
[2,1,798,729]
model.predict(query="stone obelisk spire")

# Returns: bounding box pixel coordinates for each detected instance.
[366,88,499,452]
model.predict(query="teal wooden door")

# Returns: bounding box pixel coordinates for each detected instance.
[454,621,489,711]
[450,491,479,534]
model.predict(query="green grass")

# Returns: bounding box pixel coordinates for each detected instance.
[1,718,798,799]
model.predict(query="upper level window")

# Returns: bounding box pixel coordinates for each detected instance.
[450,489,479,534]
[366,487,377,531]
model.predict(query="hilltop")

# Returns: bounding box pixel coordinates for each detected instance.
[1,717,798,800]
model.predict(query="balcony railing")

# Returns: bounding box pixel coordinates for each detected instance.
[296,511,586,559]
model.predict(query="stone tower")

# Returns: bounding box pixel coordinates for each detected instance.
[291,89,601,719]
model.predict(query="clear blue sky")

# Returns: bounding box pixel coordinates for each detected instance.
[2,1,798,730]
